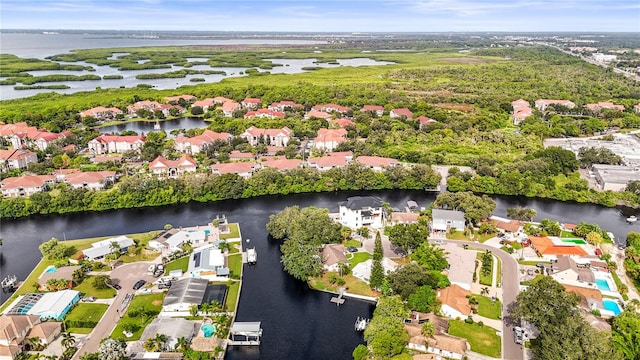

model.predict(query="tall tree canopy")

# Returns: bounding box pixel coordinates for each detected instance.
[433,191,496,224]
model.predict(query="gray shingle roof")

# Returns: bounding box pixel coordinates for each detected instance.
[162,278,209,306]
[338,196,383,210]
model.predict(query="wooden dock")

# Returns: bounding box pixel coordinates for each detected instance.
[330,287,346,306]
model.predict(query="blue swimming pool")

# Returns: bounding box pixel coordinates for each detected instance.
[603,299,622,316]
[595,279,611,291]
[201,324,216,338]
[44,265,57,273]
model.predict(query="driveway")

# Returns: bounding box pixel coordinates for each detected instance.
[442,240,523,360]
[74,262,159,359]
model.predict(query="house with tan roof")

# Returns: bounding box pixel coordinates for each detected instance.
[260,159,303,171]
[38,265,81,291]
[211,162,258,179]
[307,151,353,171]
[585,102,625,112]
[550,255,595,288]
[174,130,232,154]
[0,315,61,359]
[1,175,55,197]
[305,109,332,120]
[241,98,262,110]
[322,244,348,272]
[220,101,241,117]
[149,155,198,177]
[268,101,304,112]
[489,216,522,234]
[390,108,413,119]
[313,128,348,152]
[562,284,603,312]
[79,106,123,121]
[312,103,351,114]
[362,105,384,116]
[61,171,116,190]
[404,314,468,360]
[390,212,420,225]
[88,134,146,154]
[0,149,38,171]
[437,284,472,319]
[528,236,588,258]
[355,156,399,171]
[192,98,216,112]
[534,99,576,111]
[244,109,285,119]
[164,94,196,104]
[240,126,293,147]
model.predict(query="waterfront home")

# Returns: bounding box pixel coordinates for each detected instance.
[192,98,216,112]
[127,100,163,115]
[405,313,467,360]
[534,99,576,111]
[355,156,398,171]
[187,245,229,280]
[585,102,625,112]
[149,154,198,178]
[321,244,348,272]
[361,105,384,116]
[164,94,196,104]
[79,106,123,121]
[305,109,332,120]
[0,175,55,197]
[38,265,81,291]
[528,236,588,258]
[240,126,293,147]
[312,103,351,115]
[0,315,61,359]
[330,118,356,129]
[59,170,116,190]
[5,290,80,321]
[417,116,438,129]
[220,101,241,117]
[152,229,208,253]
[390,212,420,225]
[313,128,348,151]
[489,216,523,235]
[550,255,595,288]
[161,278,212,313]
[352,258,399,284]
[88,134,146,154]
[437,285,472,319]
[241,97,262,110]
[592,164,640,191]
[307,151,353,171]
[441,243,475,290]
[390,108,413,119]
[260,158,303,171]
[81,235,135,261]
[338,196,385,229]
[174,130,233,154]
[140,318,196,351]
[0,149,38,171]
[268,101,304,112]
[431,209,466,232]
[211,162,258,179]
[244,109,285,119]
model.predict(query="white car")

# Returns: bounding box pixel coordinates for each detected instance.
[513,326,524,345]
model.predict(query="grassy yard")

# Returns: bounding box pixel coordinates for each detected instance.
[228,254,242,279]
[64,303,109,333]
[611,271,629,300]
[220,223,240,240]
[476,253,493,286]
[111,293,164,341]
[73,276,116,298]
[67,231,160,260]
[221,281,240,312]
[496,255,502,285]
[344,239,361,248]
[308,273,378,297]
[446,231,468,241]
[476,295,502,320]
[0,259,54,312]
[560,230,575,238]
[518,260,547,266]
[448,320,501,358]
[349,252,372,270]
[164,256,189,275]
[445,230,495,242]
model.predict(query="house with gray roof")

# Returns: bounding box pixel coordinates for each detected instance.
[432,209,466,232]
[187,245,229,281]
[338,196,385,229]
[82,235,134,261]
[161,278,227,315]
[140,317,196,351]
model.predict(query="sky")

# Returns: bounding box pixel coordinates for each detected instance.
[1,0,639,32]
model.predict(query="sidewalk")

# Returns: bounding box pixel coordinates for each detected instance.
[608,243,640,302]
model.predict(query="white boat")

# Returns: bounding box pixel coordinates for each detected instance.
[627,215,638,223]
[247,247,257,264]
[355,317,369,331]
[154,121,161,130]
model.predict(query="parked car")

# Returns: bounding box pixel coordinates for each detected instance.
[133,280,146,290]
[347,246,358,253]
[513,326,524,345]
[81,296,96,302]
[497,233,506,238]
[158,282,171,290]
[112,283,122,290]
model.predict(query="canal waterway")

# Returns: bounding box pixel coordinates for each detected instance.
[98,117,209,135]
[1,190,638,358]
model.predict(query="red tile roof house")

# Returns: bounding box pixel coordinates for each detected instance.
[220,101,241,117]
[362,105,384,116]
[390,108,413,119]
[437,284,472,319]
[164,94,196,104]
[60,171,116,190]
[330,118,356,129]
[355,155,399,171]
[126,100,163,115]
[213,96,233,105]
[268,101,304,112]
[312,103,351,115]
[0,314,62,359]
[211,162,258,179]
[192,98,216,112]
[305,109,332,120]
[0,149,38,171]
[1,175,55,197]
[240,126,293,147]
[88,134,146,154]
[260,158,303,171]
[79,106,123,121]
[149,154,198,178]
[417,116,438,129]
[585,102,625,112]
[313,128,348,152]
[0,123,67,151]
[528,235,588,259]
[241,97,262,110]
[307,151,353,171]
[157,103,186,117]
[534,99,576,111]
[244,109,285,119]
[174,130,233,154]
[634,103,640,113]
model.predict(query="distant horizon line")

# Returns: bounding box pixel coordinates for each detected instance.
[1,29,637,34]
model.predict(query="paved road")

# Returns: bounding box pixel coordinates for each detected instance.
[74,262,158,359]
[442,240,523,360]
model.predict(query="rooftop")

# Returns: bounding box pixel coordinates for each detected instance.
[339,196,383,210]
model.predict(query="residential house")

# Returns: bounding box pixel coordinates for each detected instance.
[140,318,196,352]
[585,102,625,112]
[164,94,196,104]
[213,96,232,105]
[79,106,123,121]
[528,236,588,258]
[211,162,258,179]
[260,159,303,171]
[156,103,186,117]
[390,212,420,225]
[390,108,413,119]
[534,99,576,111]
[437,285,472,319]
[174,130,233,154]
[0,149,38,171]
[362,105,384,116]
[338,196,385,229]
[307,151,353,171]
[313,128,348,152]
[550,255,596,288]
[149,155,198,177]
[220,101,241,117]
[244,109,285,119]
[305,109,332,120]
[148,229,207,253]
[431,209,466,232]
[489,216,523,235]
[352,258,399,284]
[405,313,468,360]
[88,134,146,154]
[241,98,262,110]
[61,171,116,190]
[321,244,348,272]
[192,98,216,112]
[82,235,135,261]
[417,116,438,129]
[0,315,61,360]
[5,290,80,321]
[268,101,304,112]
[330,118,355,129]
[38,265,81,291]
[562,284,604,314]
[127,100,163,115]
[187,245,229,280]
[0,175,55,197]
[240,126,292,147]
[355,156,398,171]
[312,104,350,115]
[511,99,533,125]
[2,125,67,151]
[161,278,210,313]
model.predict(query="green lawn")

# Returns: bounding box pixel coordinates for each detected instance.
[611,271,629,300]
[446,231,468,240]
[448,320,501,358]
[560,230,575,238]
[222,281,240,312]
[220,223,240,240]
[73,276,116,298]
[349,252,372,271]
[518,260,547,266]
[344,239,361,247]
[228,254,242,279]
[476,295,502,320]
[164,256,189,275]
[64,303,108,333]
[477,253,493,286]
[496,255,502,285]
[111,293,164,341]
[0,259,55,312]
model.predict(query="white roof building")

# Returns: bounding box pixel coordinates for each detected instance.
[26,290,80,321]
[82,235,135,260]
[352,258,398,284]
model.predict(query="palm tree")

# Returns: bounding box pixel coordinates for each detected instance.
[468,296,479,312]
[209,301,222,315]
[153,333,167,351]
[189,304,198,317]
[27,336,41,351]
[72,268,85,284]
[200,302,211,317]
[174,336,190,353]
[421,322,435,338]
[61,332,76,350]
[480,287,490,297]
